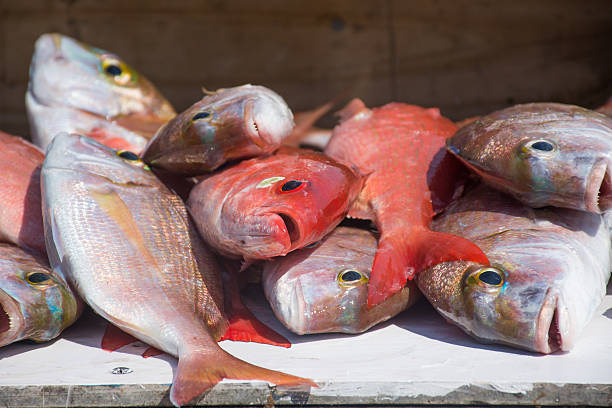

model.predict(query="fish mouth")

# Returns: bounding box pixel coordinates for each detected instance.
[585,159,612,213]
[245,97,293,148]
[536,290,571,354]
[0,289,24,347]
[277,212,302,250]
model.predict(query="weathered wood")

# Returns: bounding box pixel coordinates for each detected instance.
[0,0,611,136]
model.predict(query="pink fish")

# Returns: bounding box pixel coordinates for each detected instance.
[325,99,489,307]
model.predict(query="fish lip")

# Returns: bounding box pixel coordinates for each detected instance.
[535,289,569,353]
[0,288,24,347]
[585,159,612,213]
[275,212,302,252]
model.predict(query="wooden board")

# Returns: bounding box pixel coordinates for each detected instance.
[1,0,611,138]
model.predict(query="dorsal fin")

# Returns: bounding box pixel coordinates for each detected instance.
[336,98,370,123]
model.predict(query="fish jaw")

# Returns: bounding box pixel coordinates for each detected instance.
[0,288,24,347]
[246,89,295,149]
[585,159,612,213]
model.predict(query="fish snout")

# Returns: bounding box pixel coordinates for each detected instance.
[0,288,24,347]
[247,96,294,148]
[585,159,612,213]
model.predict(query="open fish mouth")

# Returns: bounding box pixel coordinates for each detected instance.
[276,212,302,250]
[0,289,24,347]
[536,290,571,353]
[585,159,612,213]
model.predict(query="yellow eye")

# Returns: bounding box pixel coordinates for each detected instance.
[25,271,53,286]
[116,150,150,170]
[473,267,505,287]
[337,269,368,287]
[101,56,137,86]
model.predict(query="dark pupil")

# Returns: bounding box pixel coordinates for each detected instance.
[105,65,123,76]
[341,270,362,282]
[192,111,211,120]
[479,270,503,285]
[118,150,139,161]
[28,273,50,283]
[531,141,554,151]
[281,180,302,192]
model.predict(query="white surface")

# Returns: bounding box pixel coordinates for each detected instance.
[1,282,611,397]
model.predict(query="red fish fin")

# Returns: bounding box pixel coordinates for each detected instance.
[336,98,370,123]
[170,348,316,407]
[219,260,291,348]
[101,323,139,352]
[219,308,291,348]
[86,127,137,152]
[367,231,488,308]
[141,346,165,358]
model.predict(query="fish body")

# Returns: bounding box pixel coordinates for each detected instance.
[446,103,612,213]
[26,33,175,152]
[187,147,361,261]
[324,99,488,307]
[0,243,80,347]
[417,184,611,353]
[0,131,46,255]
[141,85,294,175]
[263,226,419,334]
[41,133,314,407]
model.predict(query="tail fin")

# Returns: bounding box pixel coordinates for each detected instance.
[367,230,488,307]
[170,347,316,407]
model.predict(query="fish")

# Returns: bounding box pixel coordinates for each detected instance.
[41,133,315,407]
[417,183,611,354]
[324,99,489,307]
[141,85,294,175]
[26,33,175,153]
[0,131,46,255]
[446,102,612,213]
[596,95,612,118]
[262,225,420,334]
[187,147,361,261]
[0,243,80,347]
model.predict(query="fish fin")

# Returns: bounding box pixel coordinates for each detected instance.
[335,98,371,123]
[367,230,489,307]
[101,322,139,352]
[86,127,137,152]
[219,308,291,348]
[170,347,316,407]
[142,346,164,358]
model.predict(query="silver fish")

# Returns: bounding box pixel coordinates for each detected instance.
[417,184,611,353]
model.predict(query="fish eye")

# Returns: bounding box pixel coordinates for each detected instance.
[280,180,306,193]
[116,150,139,161]
[476,267,504,286]
[101,57,133,86]
[25,272,53,286]
[522,139,557,155]
[337,269,368,287]
[192,111,211,121]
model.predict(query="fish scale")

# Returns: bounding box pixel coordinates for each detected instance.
[325,99,489,307]
[41,133,314,407]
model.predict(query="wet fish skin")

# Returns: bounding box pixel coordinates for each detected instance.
[141,84,294,175]
[26,33,175,152]
[263,226,419,334]
[446,102,612,213]
[324,99,488,308]
[0,243,80,347]
[41,133,314,406]
[187,147,361,261]
[0,131,46,255]
[417,184,611,354]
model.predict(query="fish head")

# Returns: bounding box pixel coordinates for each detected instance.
[28,33,175,124]
[447,103,612,213]
[191,148,361,259]
[141,85,295,175]
[0,245,79,347]
[42,132,159,188]
[263,226,416,334]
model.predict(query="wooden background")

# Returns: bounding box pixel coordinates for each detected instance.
[1,0,611,139]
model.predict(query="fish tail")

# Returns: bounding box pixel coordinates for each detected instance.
[367,230,488,308]
[170,347,316,407]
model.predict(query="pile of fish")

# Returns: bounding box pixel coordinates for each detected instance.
[2,32,612,406]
